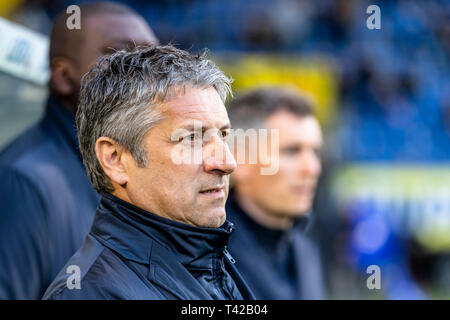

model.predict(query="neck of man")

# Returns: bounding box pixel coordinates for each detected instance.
[50,91,78,117]
[234,188,294,230]
[60,96,78,116]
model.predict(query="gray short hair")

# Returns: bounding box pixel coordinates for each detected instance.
[76,44,233,193]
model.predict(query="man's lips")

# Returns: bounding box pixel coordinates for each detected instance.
[199,186,226,198]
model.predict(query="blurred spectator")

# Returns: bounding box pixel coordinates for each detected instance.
[31,0,449,162]
[226,87,325,299]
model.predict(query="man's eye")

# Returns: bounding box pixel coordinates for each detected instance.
[177,134,194,143]
[183,133,202,143]
[221,131,229,138]
[282,147,300,155]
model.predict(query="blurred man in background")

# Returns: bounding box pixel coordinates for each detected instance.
[226,87,325,299]
[0,2,158,299]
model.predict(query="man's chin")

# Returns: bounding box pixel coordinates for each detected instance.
[291,196,313,213]
[201,207,226,228]
[283,202,312,217]
[294,205,312,216]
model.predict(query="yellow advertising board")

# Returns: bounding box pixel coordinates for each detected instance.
[216,53,338,128]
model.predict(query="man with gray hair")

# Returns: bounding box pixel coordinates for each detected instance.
[43,45,255,300]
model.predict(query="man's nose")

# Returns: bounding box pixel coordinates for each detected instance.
[203,137,237,175]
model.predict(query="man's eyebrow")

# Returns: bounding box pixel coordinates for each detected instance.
[178,123,231,131]
[178,124,198,131]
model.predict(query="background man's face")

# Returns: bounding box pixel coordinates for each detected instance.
[235,110,323,218]
[125,86,236,228]
[74,13,158,88]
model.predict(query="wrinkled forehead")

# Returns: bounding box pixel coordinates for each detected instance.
[158,87,230,129]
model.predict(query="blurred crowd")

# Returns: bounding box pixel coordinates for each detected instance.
[8,0,450,160]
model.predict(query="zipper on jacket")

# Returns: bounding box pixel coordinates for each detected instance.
[223,246,236,264]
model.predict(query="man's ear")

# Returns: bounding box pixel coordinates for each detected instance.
[95,137,131,187]
[49,57,79,96]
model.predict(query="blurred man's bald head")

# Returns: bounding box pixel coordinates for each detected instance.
[49,2,154,61]
[48,2,158,114]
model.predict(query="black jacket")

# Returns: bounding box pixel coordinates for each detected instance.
[43,193,255,300]
[226,190,325,299]
[0,97,99,299]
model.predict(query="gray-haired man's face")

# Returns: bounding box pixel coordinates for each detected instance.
[121,86,237,228]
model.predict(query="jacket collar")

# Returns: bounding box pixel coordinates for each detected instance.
[91,193,234,270]
[227,189,310,247]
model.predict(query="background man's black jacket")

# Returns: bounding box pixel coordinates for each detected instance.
[43,193,255,300]
[0,97,99,299]
[226,190,325,299]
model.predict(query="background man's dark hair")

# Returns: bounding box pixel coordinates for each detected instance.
[227,86,315,130]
